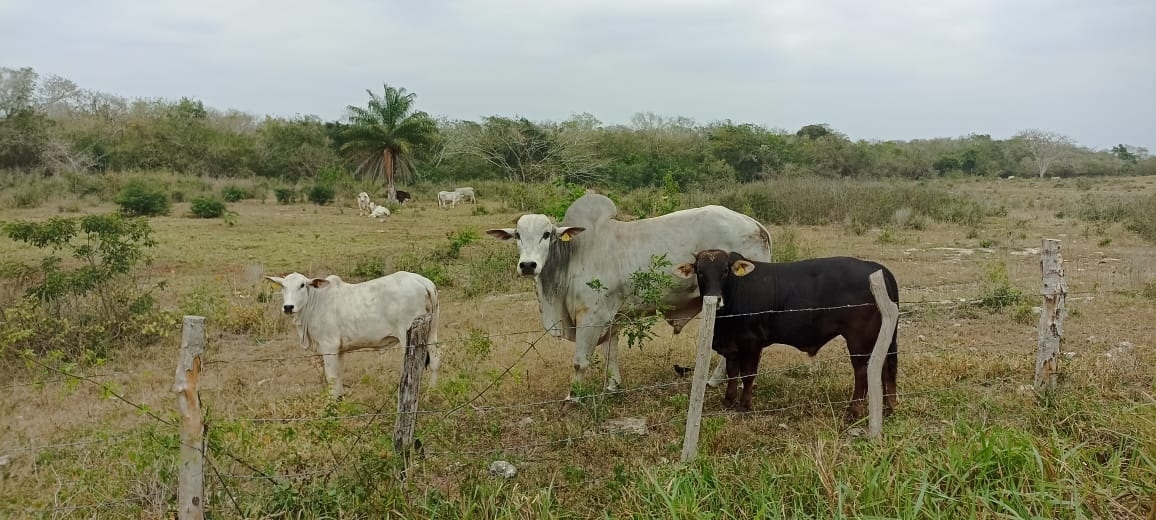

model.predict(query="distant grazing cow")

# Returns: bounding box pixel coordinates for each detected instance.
[357,192,372,216]
[673,250,899,419]
[487,194,772,400]
[265,271,441,398]
[437,190,464,208]
[453,187,476,203]
[396,190,412,205]
[368,202,390,220]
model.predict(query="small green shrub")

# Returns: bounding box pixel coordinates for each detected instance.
[351,257,386,280]
[975,261,1027,311]
[1141,280,1156,300]
[773,227,803,262]
[308,184,335,205]
[221,184,251,202]
[438,230,479,260]
[171,190,186,203]
[188,196,227,218]
[0,214,171,366]
[115,180,171,216]
[274,187,296,204]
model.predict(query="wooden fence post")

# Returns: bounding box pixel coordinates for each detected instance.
[681,295,719,463]
[174,316,206,520]
[394,313,432,475]
[867,271,899,440]
[1035,238,1067,392]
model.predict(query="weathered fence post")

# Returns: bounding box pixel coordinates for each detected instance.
[394,313,432,475]
[681,295,719,463]
[1035,238,1067,392]
[867,271,899,440]
[174,316,206,520]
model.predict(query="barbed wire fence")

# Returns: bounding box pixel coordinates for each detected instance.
[1,239,1086,518]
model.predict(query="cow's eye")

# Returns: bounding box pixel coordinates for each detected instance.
[299,283,306,288]
[513,232,520,240]
[542,232,550,240]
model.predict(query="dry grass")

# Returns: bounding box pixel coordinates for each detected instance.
[1,176,1155,518]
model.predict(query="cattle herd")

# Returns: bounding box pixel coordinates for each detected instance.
[268,193,900,421]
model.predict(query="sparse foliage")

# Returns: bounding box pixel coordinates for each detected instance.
[1015,129,1076,178]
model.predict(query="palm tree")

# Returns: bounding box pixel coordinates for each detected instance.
[340,85,437,202]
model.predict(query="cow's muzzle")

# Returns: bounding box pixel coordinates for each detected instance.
[283,305,295,314]
[518,261,538,276]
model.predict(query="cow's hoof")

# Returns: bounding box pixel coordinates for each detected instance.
[722,398,737,409]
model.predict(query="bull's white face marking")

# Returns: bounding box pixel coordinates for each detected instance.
[486,214,584,277]
[265,272,327,315]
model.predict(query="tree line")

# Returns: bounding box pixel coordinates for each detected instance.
[2,66,1152,193]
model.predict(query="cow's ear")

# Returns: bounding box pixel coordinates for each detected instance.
[309,278,330,288]
[265,275,284,285]
[731,260,756,277]
[558,226,585,242]
[672,263,696,279]
[486,228,517,240]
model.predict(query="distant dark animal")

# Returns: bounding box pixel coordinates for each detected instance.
[396,190,412,204]
[673,364,692,378]
[673,250,899,420]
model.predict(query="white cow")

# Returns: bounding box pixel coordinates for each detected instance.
[437,190,464,208]
[453,186,477,204]
[356,192,372,216]
[487,193,772,400]
[265,271,441,398]
[368,202,390,220]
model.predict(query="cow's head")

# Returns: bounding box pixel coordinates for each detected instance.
[486,214,585,276]
[672,249,756,307]
[265,272,330,315]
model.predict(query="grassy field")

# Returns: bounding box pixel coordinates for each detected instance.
[1,175,1155,518]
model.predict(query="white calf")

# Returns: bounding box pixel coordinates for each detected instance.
[453,186,476,204]
[368,202,390,220]
[266,271,441,398]
[357,192,372,215]
[437,190,464,208]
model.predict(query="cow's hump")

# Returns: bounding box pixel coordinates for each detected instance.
[562,193,617,230]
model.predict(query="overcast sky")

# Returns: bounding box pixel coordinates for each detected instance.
[2,0,1154,149]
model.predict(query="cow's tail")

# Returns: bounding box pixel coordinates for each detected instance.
[423,282,441,385]
[882,266,900,391]
[750,218,774,262]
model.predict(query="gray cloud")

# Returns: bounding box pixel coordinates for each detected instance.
[2,0,1153,149]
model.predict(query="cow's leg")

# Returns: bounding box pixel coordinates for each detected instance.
[738,353,760,412]
[707,355,727,388]
[723,356,741,408]
[846,339,870,421]
[568,325,605,401]
[322,352,343,399]
[602,332,622,392]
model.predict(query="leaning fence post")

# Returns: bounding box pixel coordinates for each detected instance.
[867,271,899,440]
[1035,238,1067,392]
[174,316,206,520]
[681,295,719,463]
[394,313,432,476]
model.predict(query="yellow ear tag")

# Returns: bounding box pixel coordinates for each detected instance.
[733,264,747,276]
[559,233,571,242]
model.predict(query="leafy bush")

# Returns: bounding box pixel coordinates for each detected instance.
[1123,193,1156,242]
[221,184,252,202]
[0,214,172,366]
[274,187,296,204]
[975,261,1027,311]
[308,184,335,205]
[115,180,171,216]
[351,257,386,279]
[189,196,227,218]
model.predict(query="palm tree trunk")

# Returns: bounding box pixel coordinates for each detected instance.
[384,149,397,202]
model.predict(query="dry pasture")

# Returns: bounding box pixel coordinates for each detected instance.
[1,176,1154,518]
